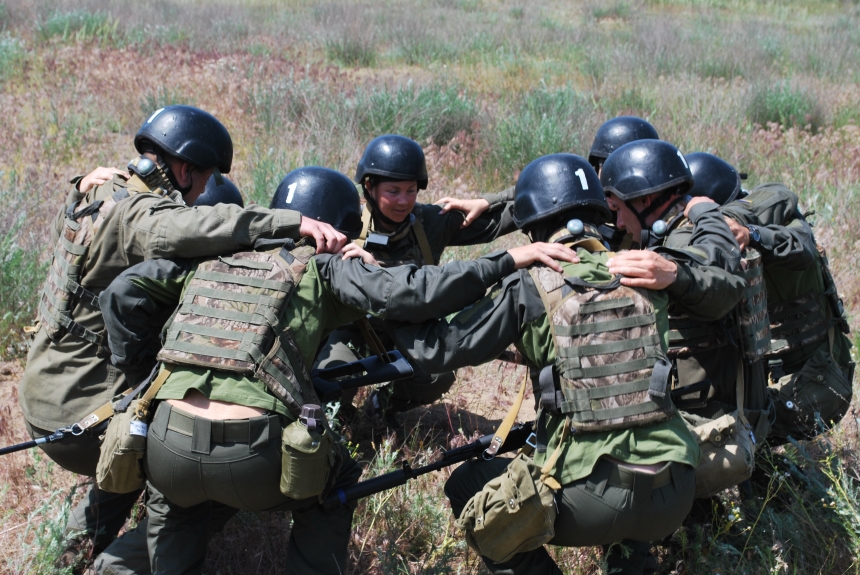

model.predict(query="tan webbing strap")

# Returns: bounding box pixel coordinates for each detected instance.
[735,356,750,430]
[411,216,436,266]
[358,317,392,362]
[539,419,567,491]
[484,368,529,458]
[74,365,175,431]
[355,206,373,249]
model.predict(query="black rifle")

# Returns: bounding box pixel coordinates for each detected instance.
[311,350,415,402]
[325,420,535,510]
[0,420,109,456]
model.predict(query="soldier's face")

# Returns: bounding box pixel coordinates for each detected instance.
[613,197,643,238]
[370,180,419,224]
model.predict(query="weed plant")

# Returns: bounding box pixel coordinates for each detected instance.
[36,9,121,46]
[748,82,824,131]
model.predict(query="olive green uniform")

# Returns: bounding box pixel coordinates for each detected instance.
[722,184,853,441]
[391,245,701,574]
[20,171,303,557]
[315,187,517,414]
[95,246,516,574]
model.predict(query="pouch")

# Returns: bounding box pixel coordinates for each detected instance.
[280,415,335,500]
[455,453,557,563]
[769,349,852,441]
[96,398,151,494]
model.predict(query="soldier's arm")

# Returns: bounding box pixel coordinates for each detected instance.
[661,202,746,320]
[390,270,545,372]
[118,195,305,260]
[436,185,519,246]
[99,258,194,371]
[316,250,516,323]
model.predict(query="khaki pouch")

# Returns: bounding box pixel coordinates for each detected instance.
[769,348,852,441]
[280,415,335,500]
[96,366,173,494]
[685,411,756,498]
[455,453,557,563]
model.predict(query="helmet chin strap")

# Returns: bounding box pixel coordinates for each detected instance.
[630,193,683,247]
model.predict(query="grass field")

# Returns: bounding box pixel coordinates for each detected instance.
[1,0,859,573]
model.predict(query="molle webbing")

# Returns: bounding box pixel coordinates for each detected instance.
[736,249,771,362]
[38,188,130,345]
[529,267,672,433]
[157,245,318,416]
[765,290,828,357]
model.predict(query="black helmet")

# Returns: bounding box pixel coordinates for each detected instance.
[686,152,741,206]
[270,167,362,239]
[355,134,428,190]
[588,116,659,171]
[513,153,610,230]
[600,140,693,202]
[135,105,233,173]
[194,175,244,208]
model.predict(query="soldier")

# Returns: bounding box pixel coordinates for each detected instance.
[19,105,348,571]
[586,116,660,250]
[93,166,575,574]
[688,155,854,442]
[314,134,519,423]
[388,154,700,575]
[602,142,772,497]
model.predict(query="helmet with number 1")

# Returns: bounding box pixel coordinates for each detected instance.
[600,140,693,202]
[686,152,742,206]
[270,167,362,240]
[513,154,610,231]
[194,175,244,208]
[355,134,428,189]
[588,116,659,172]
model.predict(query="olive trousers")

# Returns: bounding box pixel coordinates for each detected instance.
[445,457,696,575]
[105,402,361,575]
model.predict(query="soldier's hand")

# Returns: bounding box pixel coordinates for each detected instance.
[79,167,128,193]
[507,242,579,272]
[683,196,718,217]
[300,217,348,254]
[723,217,749,250]
[607,250,678,290]
[340,242,379,265]
[435,197,491,228]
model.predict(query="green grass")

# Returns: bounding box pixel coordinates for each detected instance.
[36,9,123,45]
[747,82,824,130]
[0,32,26,82]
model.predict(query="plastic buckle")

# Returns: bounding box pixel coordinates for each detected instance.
[525,432,538,450]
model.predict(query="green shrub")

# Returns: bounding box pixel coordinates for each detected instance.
[36,10,123,45]
[139,87,193,119]
[0,32,25,82]
[486,86,592,178]
[0,216,46,357]
[326,36,377,67]
[361,84,478,145]
[747,82,823,130]
[593,2,630,20]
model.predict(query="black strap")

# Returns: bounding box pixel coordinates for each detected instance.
[68,199,105,222]
[538,365,563,415]
[563,276,622,291]
[648,356,672,400]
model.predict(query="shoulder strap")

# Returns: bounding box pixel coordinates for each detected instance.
[411,215,436,266]
[355,206,373,248]
[484,369,529,458]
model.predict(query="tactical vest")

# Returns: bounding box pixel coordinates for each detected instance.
[356,206,436,267]
[157,244,318,417]
[529,266,673,432]
[38,188,130,345]
[668,249,771,362]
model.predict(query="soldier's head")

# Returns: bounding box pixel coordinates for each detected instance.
[355,134,428,231]
[134,105,233,205]
[193,175,245,208]
[686,152,742,206]
[271,167,362,240]
[600,140,693,242]
[513,153,610,243]
[588,116,659,176]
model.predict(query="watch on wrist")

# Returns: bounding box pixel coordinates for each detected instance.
[747,225,761,244]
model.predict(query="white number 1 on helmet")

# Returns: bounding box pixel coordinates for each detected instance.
[286,182,298,203]
[574,168,589,190]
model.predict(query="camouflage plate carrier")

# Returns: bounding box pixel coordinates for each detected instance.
[38,187,130,346]
[157,244,318,417]
[529,266,673,432]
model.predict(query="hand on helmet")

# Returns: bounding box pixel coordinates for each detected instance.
[79,167,128,194]
[300,217,348,255]
[607,250,678,290]
[435,197,491,228]
[723,216,749,250]
[507,242,579,272]
[340,242,379,265]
